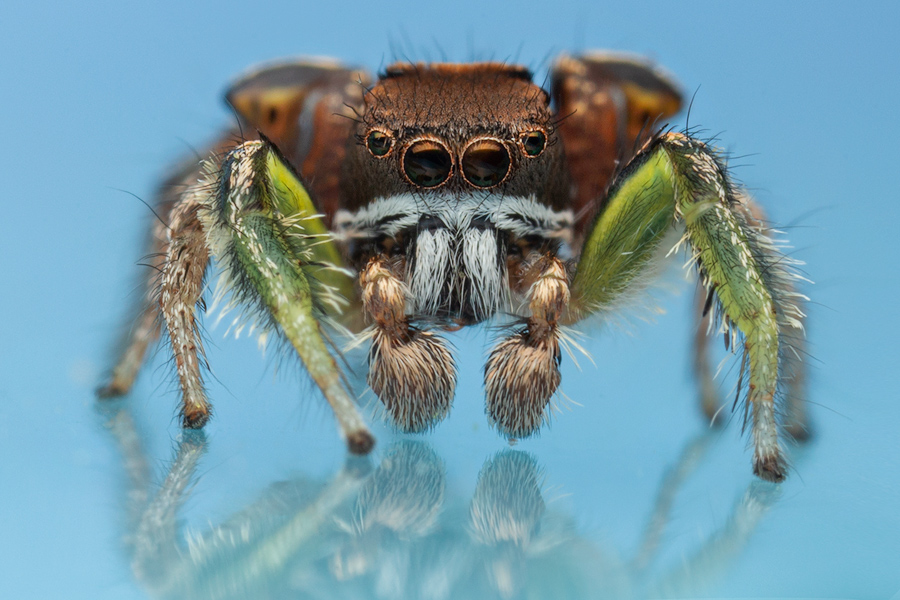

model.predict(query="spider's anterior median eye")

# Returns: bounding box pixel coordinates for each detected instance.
[366,130,393,157]
[520,131,546,157]
[461,139,511,188]
[403,140,453,187]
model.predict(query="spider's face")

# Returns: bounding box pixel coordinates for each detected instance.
[338,63,573,324]
[342,62,568,206]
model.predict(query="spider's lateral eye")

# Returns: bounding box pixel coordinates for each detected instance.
[366,130,393,157]
[403,140,453,188]
[520,131,546,157]
[461,139,510,188]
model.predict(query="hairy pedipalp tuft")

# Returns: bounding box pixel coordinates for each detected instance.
[367,328,457,433]
[484,329,561,438]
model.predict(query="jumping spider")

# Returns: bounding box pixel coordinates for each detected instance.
[100,53,809,481]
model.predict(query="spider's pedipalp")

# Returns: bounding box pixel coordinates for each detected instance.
[361,257,457,432]
[485,255,569,438]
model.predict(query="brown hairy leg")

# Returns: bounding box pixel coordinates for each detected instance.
[159,186,211,427]
[97,222,165,398]
[98,166,196,397]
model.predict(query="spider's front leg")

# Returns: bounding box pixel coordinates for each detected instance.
[693,195,811,441]
[567,132,806,481]
[200,139,374,453]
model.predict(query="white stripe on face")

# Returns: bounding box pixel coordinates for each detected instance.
[334,192,573,320]
[411,226,455,316]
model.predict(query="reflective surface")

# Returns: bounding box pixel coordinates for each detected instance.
[101,401,781,600]
[1,2,899,599]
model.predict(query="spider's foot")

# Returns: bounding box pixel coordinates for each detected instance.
[96,380,128,399]
[484,329,561,438]
[181,406,210,429]
[346,429,376,455]
[97,364,142,398]
[368,329,457,433]
[753,452,786,483]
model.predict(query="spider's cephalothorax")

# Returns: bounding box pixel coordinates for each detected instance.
[335,63,580,434]
[100,54,810,481]
[338,63,572,324]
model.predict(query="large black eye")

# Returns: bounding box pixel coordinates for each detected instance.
[461,139,511,188]
[520,131,546,157]
[366,130,393,157]
[403,140,453,187]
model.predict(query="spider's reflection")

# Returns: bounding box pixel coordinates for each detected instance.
[101,404,780,600]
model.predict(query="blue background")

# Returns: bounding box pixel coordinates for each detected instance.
[1,1,898,598]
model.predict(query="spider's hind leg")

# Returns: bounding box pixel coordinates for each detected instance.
[98,161,207,401]
[97,231,164,398]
